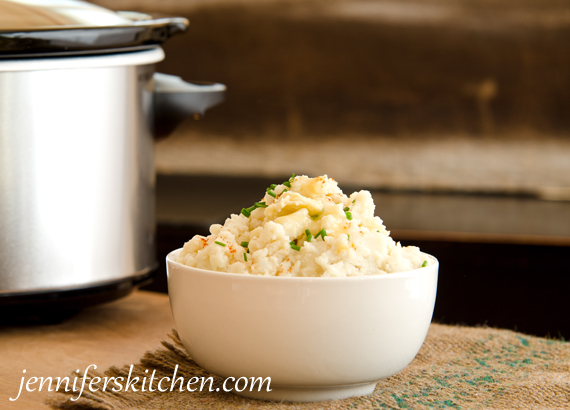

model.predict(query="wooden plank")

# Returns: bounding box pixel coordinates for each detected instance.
[0,291,174,409]
[391,229,570,247]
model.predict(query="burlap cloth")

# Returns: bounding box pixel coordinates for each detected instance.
[47,324,570,410]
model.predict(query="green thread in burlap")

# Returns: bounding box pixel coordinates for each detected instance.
[47,324,570,410]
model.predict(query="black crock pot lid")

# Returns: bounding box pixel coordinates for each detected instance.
[0,0,189,58]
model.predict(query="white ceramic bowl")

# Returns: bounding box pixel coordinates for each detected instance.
[167,249,438,402]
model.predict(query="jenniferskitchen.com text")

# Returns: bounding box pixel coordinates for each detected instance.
[9,364,272,401]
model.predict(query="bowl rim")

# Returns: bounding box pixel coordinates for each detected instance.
[167,248,438,282]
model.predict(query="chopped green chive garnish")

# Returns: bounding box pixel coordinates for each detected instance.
[315,229,327,239]
[305,229,312,242]
[267,190,277,198]
[291,244,301,251]
[283,180,291,188]
[244,253,248,262]
[352,199,356,203]
[347,234,350,241]
[241,241,249,248]
[310,214,319,220]
[241,201,269,218]
[377,230,380,233]
[289,173,295,182]
[215,241,226,247]
[422,260,427,267]
[270,184,277,189]
[282,189,288,194]
[343,207,350,212]
[345,211,353,220]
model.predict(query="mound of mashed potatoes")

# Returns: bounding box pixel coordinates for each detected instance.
[177,175,429,277]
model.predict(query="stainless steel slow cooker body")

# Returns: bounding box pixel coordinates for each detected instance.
[0,1,225,317]
[0,49,163,295]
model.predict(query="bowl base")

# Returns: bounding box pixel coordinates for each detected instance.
[230,381,377,402]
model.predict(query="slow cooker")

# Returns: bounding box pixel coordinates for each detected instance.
[0,0,225,321]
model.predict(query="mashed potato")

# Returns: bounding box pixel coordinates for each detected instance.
[177,175,429,277]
